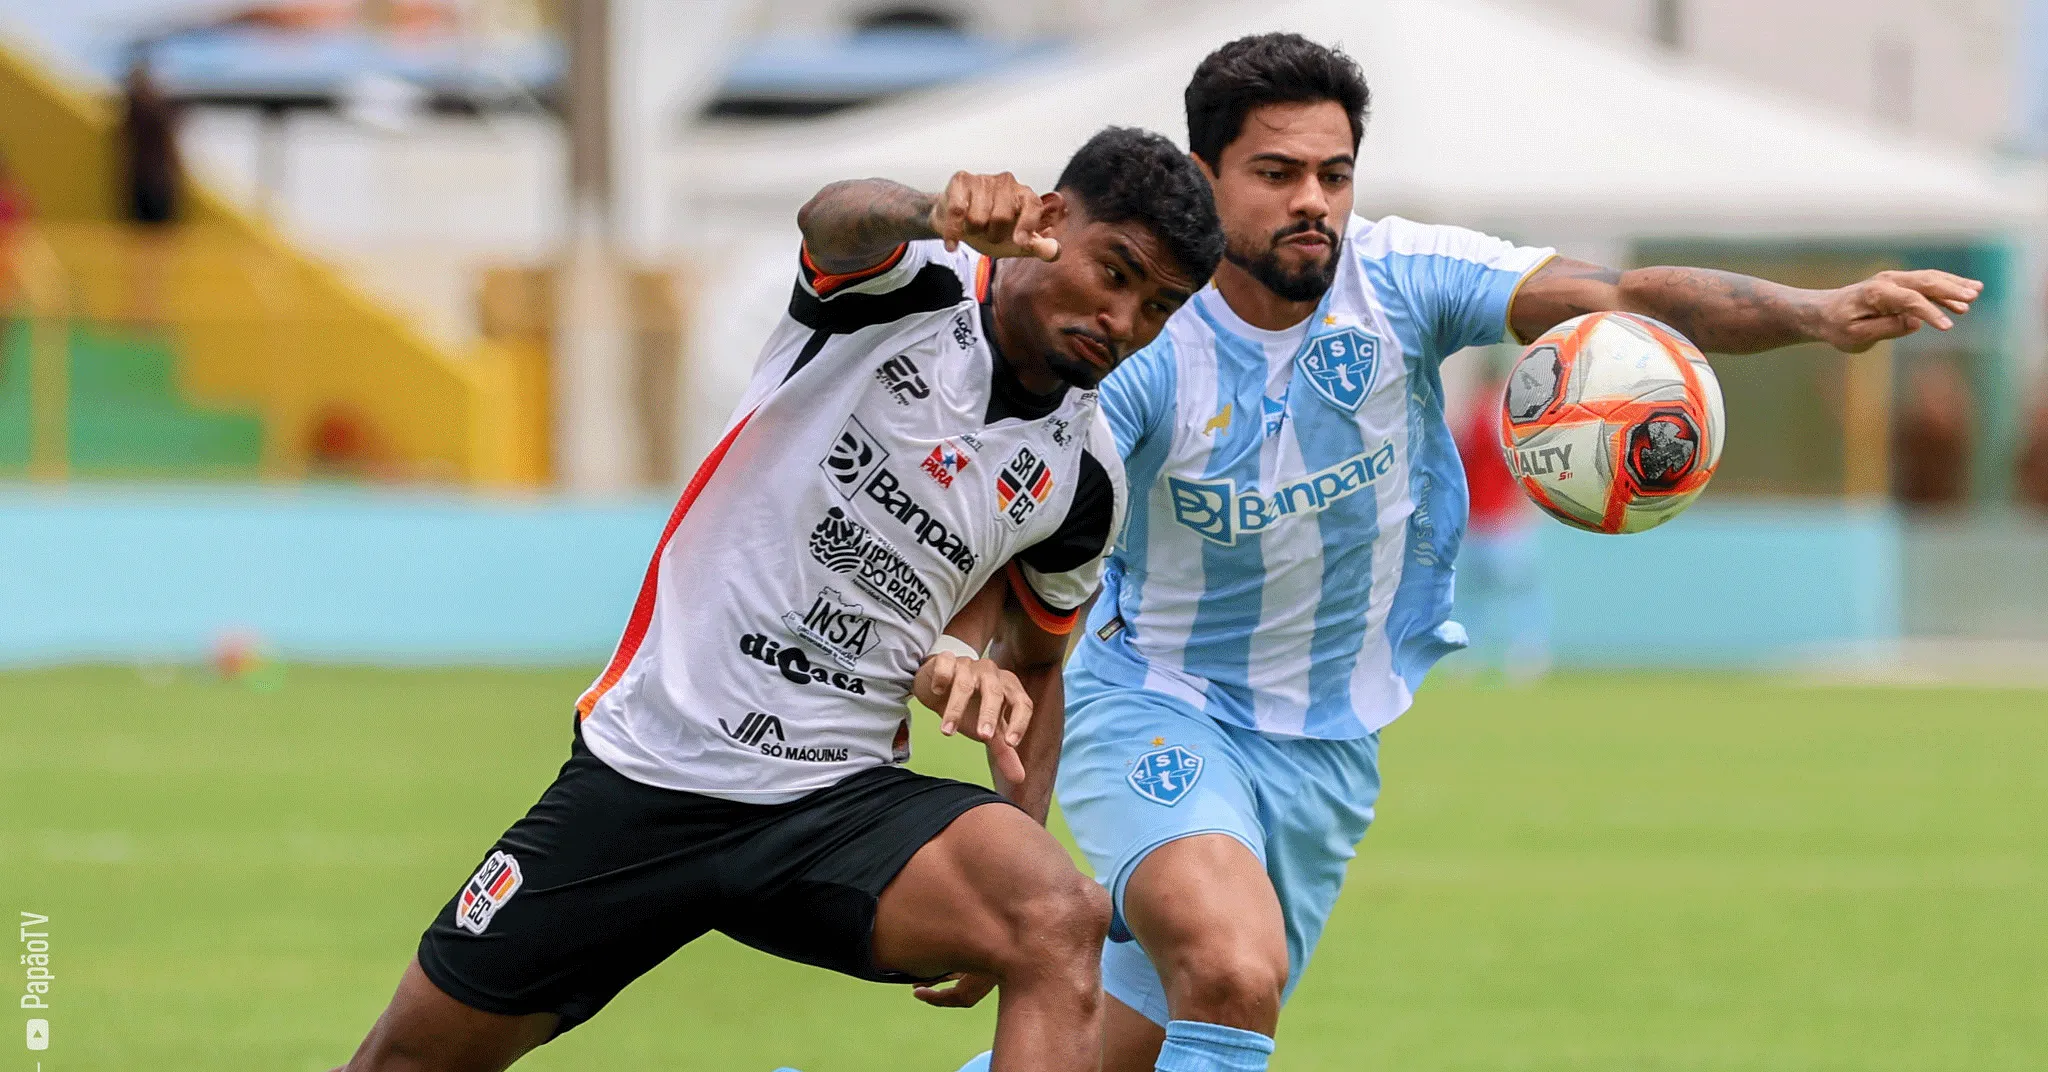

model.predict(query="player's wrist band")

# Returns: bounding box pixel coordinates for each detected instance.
[925,634,981,662]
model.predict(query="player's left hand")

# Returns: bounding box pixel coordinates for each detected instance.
[912,971,997,1009]
[915,651,1034,786]
[1814,269,1983,353]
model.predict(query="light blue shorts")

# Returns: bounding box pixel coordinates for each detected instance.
[1054,664,1381,1026]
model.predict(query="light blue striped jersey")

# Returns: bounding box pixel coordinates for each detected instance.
[1069,215,1554,738]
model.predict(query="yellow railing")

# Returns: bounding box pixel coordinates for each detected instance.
[0,37,539,486]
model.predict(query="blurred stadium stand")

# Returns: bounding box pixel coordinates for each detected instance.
[2,0,2047,674]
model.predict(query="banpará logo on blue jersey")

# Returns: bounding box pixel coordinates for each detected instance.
[1298,329,1380,412]
[1167,441,1396,545]
[1128,744,1204,806]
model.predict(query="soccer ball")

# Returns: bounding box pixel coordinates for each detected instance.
[1498,311,1724,534]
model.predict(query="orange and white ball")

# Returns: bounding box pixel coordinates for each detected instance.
[1498,311,1724,534]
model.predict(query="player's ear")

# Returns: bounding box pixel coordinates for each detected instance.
[1037,190,1068,233]
[1190,150,1218,185]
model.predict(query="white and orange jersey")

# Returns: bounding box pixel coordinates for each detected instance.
[578,240,1126,802]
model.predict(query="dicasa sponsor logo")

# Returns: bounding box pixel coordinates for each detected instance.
[739,632,869,695]
[1508,442,1574,478]
[919,440,970,489]
[782,586,881,669]
[875,354,930,406]
[862,468,979,574]
[808,507,932,620]
[719,710,850,763]
[995,444,1054,528]
[1168,442,1397,546]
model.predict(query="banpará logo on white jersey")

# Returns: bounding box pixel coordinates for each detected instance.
[808,507,932,619]
[862,468,979,574]
[782,586,882,669]
[821,416,889,499]
[1167,441,1396,545]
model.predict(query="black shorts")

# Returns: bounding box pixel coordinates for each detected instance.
[417,721,1007,1036]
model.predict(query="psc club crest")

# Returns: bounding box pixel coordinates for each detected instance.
[1127,744,1204,807]
[1297,328,1380,412]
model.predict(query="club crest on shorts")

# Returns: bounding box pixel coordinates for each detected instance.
[455,850,523,935]
[1127,744,1203,807]
[1298,328,1379,412]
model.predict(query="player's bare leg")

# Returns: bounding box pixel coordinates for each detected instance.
[873,801,1111,1072]
[1100,833,1289,1072]
[332,957,557,1072]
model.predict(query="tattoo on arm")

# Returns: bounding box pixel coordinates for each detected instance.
[1513,257,1824,354]
[796,178,939,275]
[1618,267,1823,355]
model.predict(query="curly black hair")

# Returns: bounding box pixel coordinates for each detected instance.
[1185,33,1370,169]
[1053,126,1225,287]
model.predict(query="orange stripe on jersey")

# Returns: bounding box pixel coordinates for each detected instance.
[974,256,993,302]
[1005,561,1080,636]
[802,243,907,297]
[576,411,756,719]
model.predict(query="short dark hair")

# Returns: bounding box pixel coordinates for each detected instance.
[1054,126,1225,287]
[1185,33,1370,169]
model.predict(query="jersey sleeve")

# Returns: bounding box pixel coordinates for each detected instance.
[793,238,979,305]
[1095,334,1178,461]
[1365,216,1555,360]
[1006,429,1127,635]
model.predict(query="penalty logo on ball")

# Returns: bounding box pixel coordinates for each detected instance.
[1625,410,1701,490]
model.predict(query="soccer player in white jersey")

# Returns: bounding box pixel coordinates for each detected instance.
[939,34,1983,1072]
[332,127,1224,1072]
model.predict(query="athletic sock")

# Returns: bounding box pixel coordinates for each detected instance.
[1154,1020,1275,1072]
[951,1050,991,1072]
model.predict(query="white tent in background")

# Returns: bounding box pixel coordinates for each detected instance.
[668,0,2041,462]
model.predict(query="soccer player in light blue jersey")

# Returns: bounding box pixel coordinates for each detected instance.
[1022,33,1982,1072]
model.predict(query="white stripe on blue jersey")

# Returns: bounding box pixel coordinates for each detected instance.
[1071,215,1555,738]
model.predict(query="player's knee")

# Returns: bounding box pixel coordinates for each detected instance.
[1163,937,1287,1024]
[994,870,1110,974]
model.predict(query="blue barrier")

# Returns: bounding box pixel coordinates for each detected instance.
[0,486,669,665]
[0,488,1899,667]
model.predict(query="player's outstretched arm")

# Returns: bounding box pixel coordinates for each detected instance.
[797,172,1061,276]
[1508,257,1983,355]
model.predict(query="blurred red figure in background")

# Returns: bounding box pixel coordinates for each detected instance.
[1453,372,1550,681]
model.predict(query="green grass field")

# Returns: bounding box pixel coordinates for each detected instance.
[2,667,2043,1071]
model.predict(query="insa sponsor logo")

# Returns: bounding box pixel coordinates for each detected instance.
[875,354,930,406]
[995,445,1054,527]
[782,586,881,669]
[808,507,933,620]
[1168,442,1396,545]
[863,468,979,574]
[739,632,869,695]
[821,415,889,499]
